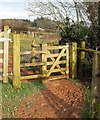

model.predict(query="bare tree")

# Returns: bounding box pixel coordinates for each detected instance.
[26,0,89,29]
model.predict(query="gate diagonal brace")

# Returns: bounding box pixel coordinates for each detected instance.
[47,50,65,75]
[47,48,66,77]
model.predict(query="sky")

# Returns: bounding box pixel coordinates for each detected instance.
[0,0,98,21]
[0,0,34,21]
[0,0,73,21]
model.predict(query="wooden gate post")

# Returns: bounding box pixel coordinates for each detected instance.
[70,42,77,79]
[42,44,47,77]
[80,41,86,61]
[3,26,9,83]
[66,43,69,79]
[91,52,100,119]
[13,34,21,88]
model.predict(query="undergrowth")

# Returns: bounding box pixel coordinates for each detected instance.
[68,78,92,118]
[81,86,92,118]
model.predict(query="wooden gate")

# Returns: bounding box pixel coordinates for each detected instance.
[42,44,70,79]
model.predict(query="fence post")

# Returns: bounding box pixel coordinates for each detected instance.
[80,41,86,61]
[31,39,36,63]
[66,43,69,79]
[79,41,86,80]
[3,26,9,83]
[42,44,47,77]
[91,52,100,119]
[13,34,21,88]
[70,42,77,79]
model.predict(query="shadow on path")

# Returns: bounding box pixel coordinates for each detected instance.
[41,85,83,118]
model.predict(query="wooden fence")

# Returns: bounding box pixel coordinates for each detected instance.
[91,52,100,118]
[78,41,100,119]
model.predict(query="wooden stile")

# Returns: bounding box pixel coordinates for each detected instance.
[13,34,21,88]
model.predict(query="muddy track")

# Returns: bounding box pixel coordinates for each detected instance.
[17,80,85,118]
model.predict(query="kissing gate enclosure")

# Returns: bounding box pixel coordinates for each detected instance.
[12,34,78,88]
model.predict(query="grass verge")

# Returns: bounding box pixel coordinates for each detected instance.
[81,86,92,118]
[2,81,45,118]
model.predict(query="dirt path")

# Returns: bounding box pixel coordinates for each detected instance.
[17,80,85,118]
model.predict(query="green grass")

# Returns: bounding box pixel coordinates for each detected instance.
[0,42,3,49]
[20,39,32,51]
[8,34,59,55]
[34,37,43,45]
[9,39,32,54]
[2,81,45,118]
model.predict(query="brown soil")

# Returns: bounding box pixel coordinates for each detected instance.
[17,80,85,118]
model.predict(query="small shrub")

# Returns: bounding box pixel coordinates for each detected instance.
[81,87,92,118]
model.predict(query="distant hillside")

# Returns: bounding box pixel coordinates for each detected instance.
[32,17,58,30]
[1,19,32,32]
[1,18,59,33]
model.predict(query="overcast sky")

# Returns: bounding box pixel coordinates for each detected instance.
[0,0,77,21]
[0,0,98,21]
[0,0,72,21]
[0,0,34,20]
